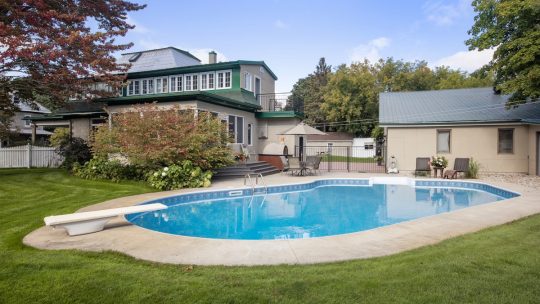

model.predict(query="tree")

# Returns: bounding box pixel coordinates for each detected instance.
[466,0,540,104]
[286,58,332,125]
[321,61,379,135]
[0,0,146,135]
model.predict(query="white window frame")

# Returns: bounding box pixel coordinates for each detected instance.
[128,81,134,95]
[169,75,183,92]
[217,70,232,89]
[437,129,451,153]
[208,72,215,89]
[184,75,192,91]
[24,115,31,127]
[133,80,140,95]
[244,72,253,91]
[200,72,215,90]
[184,73,200,91]
[155,77,169,94]
[228,115,244,144]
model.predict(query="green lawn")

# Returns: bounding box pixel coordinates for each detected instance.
[1,169,539,303]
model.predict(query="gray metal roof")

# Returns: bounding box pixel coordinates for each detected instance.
[379,87,540,125]
[117,47,201,73]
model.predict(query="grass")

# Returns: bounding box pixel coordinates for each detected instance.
[1,169,539,303]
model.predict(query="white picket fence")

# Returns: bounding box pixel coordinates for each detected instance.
[0,144,63,168]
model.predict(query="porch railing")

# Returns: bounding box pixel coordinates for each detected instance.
[257,93,290,112]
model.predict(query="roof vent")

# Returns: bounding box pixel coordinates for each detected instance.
[128,52,142,62]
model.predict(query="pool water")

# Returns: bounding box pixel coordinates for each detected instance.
[127,183,514,240]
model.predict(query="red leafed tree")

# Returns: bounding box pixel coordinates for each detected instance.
[0,0,145,136]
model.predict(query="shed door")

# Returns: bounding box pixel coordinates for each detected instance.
[537,132,540,176]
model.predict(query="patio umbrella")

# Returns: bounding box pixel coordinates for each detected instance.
[280,122,326,162]
[280,122,327,135]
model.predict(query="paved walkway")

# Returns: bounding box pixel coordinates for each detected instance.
[23,172,540,266]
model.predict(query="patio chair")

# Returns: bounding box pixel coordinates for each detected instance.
[305,155,322,175]
[414,157,431,177]
[287,157,304,175]
[444,158,470,179]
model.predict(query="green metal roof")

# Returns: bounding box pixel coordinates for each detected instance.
[255,111,303,119]
[102,90,261,112]
[126,60,278,80]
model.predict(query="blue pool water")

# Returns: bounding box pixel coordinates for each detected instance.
[126,180,518,240]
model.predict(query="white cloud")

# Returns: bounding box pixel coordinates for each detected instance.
[435,48,494,72]
[350,37,391,63]
[188,48,229,63]
[137,39,165,50]
[274,20,288,29]
[126,15,150,34]
[423,0,471,26]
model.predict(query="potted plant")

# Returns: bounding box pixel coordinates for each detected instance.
[374,155,384,166]
[430,156,448,168]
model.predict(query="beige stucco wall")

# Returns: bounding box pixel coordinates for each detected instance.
[257,118,301,155]
[528,125,540,175]
[196,101,258,154]
[386,125,535,174]
[239,65,275,95]
[71,118,91,141]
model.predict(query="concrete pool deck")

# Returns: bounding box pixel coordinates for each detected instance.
[24,172,540,266]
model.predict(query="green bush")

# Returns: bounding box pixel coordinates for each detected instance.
[147,160,212,190]
[72,157,147,182]
[466,158,480,179]
[50,128,92,169]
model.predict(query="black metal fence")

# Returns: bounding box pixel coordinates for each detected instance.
[293,145,386,173]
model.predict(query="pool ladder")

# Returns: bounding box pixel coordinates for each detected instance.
[244,173,268,207]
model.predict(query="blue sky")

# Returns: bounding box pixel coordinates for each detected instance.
[121,0,493,92]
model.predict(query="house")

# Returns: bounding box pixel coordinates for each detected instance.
[304,132,353,155]
[29,47,302,163]
[1,98,51,147]
[379,87,540,175]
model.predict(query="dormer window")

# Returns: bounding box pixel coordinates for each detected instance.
[217,70,231,89]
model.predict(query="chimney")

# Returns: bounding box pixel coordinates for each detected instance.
[209,51,217,64]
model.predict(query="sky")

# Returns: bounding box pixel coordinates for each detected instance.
[120,0,493,92]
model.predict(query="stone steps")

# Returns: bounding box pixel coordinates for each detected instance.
[213,161,280,179]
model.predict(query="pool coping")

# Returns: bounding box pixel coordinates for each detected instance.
[23,174,540,266]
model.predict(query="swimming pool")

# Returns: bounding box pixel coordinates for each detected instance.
[126,178,519,240]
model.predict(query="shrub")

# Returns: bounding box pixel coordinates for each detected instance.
[147,160,212,190]
[72,157,147,182]
[91,104,234,170]
[49,127,70,147]
[466,158,480,179]
[50,128,92,169]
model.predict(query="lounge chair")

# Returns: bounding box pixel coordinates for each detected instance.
[44,203,167,236]
[305,155,322,175]
[414,157,431,177]
[444,158,470,179]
